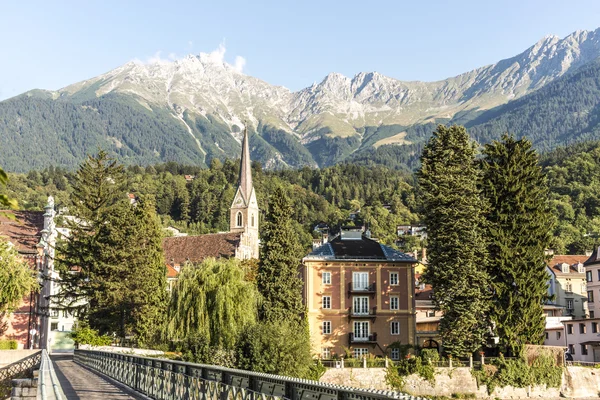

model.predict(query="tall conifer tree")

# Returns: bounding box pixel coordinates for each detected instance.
[481,134,554,355]
[417,125,490,356]
[257,186,305,323]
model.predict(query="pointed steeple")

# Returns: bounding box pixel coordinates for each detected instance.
[238,126,253,203]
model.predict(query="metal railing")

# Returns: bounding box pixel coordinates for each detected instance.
[74,350,427,400]
[38,349,66,399]
[0,350,41,398]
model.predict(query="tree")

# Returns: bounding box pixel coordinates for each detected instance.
[56,152,167,345]
[257,186,306,323]
[417,125,490,356]
[0,239,38,335]
[0,167,16,209]
[481,134,554,355]
[167,257,260,354]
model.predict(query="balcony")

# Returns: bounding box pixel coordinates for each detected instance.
[348,282,376,296]
[348,306,377,321]
[349,332,377,344]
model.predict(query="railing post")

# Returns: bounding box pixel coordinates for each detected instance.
[481,354,485,365]
[449,357,453,368]
[362,357,367,368]
[469,356,473,368]
[385,357,389,368]
[340,358,344,369]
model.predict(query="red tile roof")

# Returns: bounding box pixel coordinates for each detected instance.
[162,232,241,265]
[166,264,180,278]
[0,211,44,254]
[547,255,588,277]
[415,273,433,299]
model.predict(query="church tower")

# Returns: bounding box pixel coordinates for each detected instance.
[230,127,260,258]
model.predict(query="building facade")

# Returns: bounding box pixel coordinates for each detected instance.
[584,247,600,318]
[303,227,417,360]
[546,255,589,319]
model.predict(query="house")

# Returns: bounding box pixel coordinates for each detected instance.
[162,127,260,277]
[414,274,441,352]
[546,255,589,319]
[562,318,600,362]
[302,226,417,360]
[584,247,600,318]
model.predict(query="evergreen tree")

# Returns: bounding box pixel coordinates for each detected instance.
[257,186,305,323]
[417,125,490,357]
[481,134,554,355]
[0,166,16,209]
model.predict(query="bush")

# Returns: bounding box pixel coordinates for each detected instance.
[387,355,436,391]
[421,348,440,364]
[306,359,327,381]
[0,339,18,349]
[70,325,112,347]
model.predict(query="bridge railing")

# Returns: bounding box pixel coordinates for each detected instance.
[74,349,427,400]
[0,350,41,398]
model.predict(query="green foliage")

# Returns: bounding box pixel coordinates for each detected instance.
[386,355,436,391]
[257,187,306,323]
[173,336,237,368]
[70,325,113,346]
[167,257,260,350]
[0,339,18,350]
[481,135,554,356]
[55,151,167,345]
[421,348,440,364]
[0,238,38,335]
[0,166,17,209]
[306,360,327,381]
[472,354,562,394]
[417,125,490,356]
[236,320,313,379]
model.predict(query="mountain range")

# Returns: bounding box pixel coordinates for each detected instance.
[2,28,600,172]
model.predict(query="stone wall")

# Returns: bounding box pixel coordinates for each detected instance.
[0,350,40,367]
[320,366,599,399]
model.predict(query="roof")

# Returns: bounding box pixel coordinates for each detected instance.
[304,235,415,262]
[415,273,433,300]
[0,211,44,254]
[162,232,241,265]
[238,127,253,204]
[585,247,600,266]
[546,255,587,277]
[166,264,179,278]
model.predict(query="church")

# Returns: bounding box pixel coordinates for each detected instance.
[162,128,260,278]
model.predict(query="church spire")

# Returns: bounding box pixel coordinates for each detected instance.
[238,126,253,203]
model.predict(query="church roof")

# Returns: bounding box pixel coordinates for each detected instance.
[237,127,253,204]
[162,232,241,265]
[304,235,415,262]
[0,210,44,254]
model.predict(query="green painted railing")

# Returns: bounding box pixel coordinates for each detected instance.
[74,350,428,400]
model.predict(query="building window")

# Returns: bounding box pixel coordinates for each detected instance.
[593,322,598,333]
[568,344,575,355]
[598,269,600,281]
[582,344,589,356]
[391,321,400,335]
[322,296,331,309]
[322,272,331,285]
[566,299,574,313]
[322,348,332,359]
[353,348,369,358]
[390,296,399,310]
[50,309,58,318]
[63,310,68,318]
[580,323,587,334]
[353,272,369,290]
[353,321,369,340]
[251,213,255,227]
[557,331,561,340]
[567,324,573,334]
[390,272,399,286]
[390,348,400,360]
[545,332,549,340]
[587,270,593,282]
[426,310,436,317]
[323,321,331,335]
[591,311,595,318]
[565,282,573,293]
[50,322,58,331]
[353,296,369,315]
[236,212,243,227]
[589,291,595,303]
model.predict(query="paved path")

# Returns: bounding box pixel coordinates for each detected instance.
[50,354,143,399]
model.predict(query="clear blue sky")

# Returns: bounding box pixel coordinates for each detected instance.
[1,0,599,100]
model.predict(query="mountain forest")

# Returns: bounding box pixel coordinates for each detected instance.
[3,136,600,255]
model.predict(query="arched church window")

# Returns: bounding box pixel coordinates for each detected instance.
[251,213,255,227]
[237,211,243,227]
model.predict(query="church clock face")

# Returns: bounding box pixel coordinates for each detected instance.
[236,198,243,205]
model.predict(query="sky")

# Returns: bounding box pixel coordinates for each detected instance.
[1,0,600,100]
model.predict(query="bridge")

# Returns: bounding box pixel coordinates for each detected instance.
[3,350,427,400]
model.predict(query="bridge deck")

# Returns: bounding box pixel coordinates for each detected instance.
[50,354,143,399]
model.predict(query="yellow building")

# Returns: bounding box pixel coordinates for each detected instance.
[303,227,417,360]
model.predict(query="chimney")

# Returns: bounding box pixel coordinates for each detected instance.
[422,248,427,263]
[413,250,418,260]
[586,250,593,257]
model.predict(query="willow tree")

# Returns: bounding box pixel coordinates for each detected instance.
[417,125,490,357]
[167,257,260,351]
[481,134,554,356]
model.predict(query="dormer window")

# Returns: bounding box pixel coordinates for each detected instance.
[576,262,584,273]
[561,263,570,274]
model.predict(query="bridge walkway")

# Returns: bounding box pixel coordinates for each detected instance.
[50,354,144,399]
